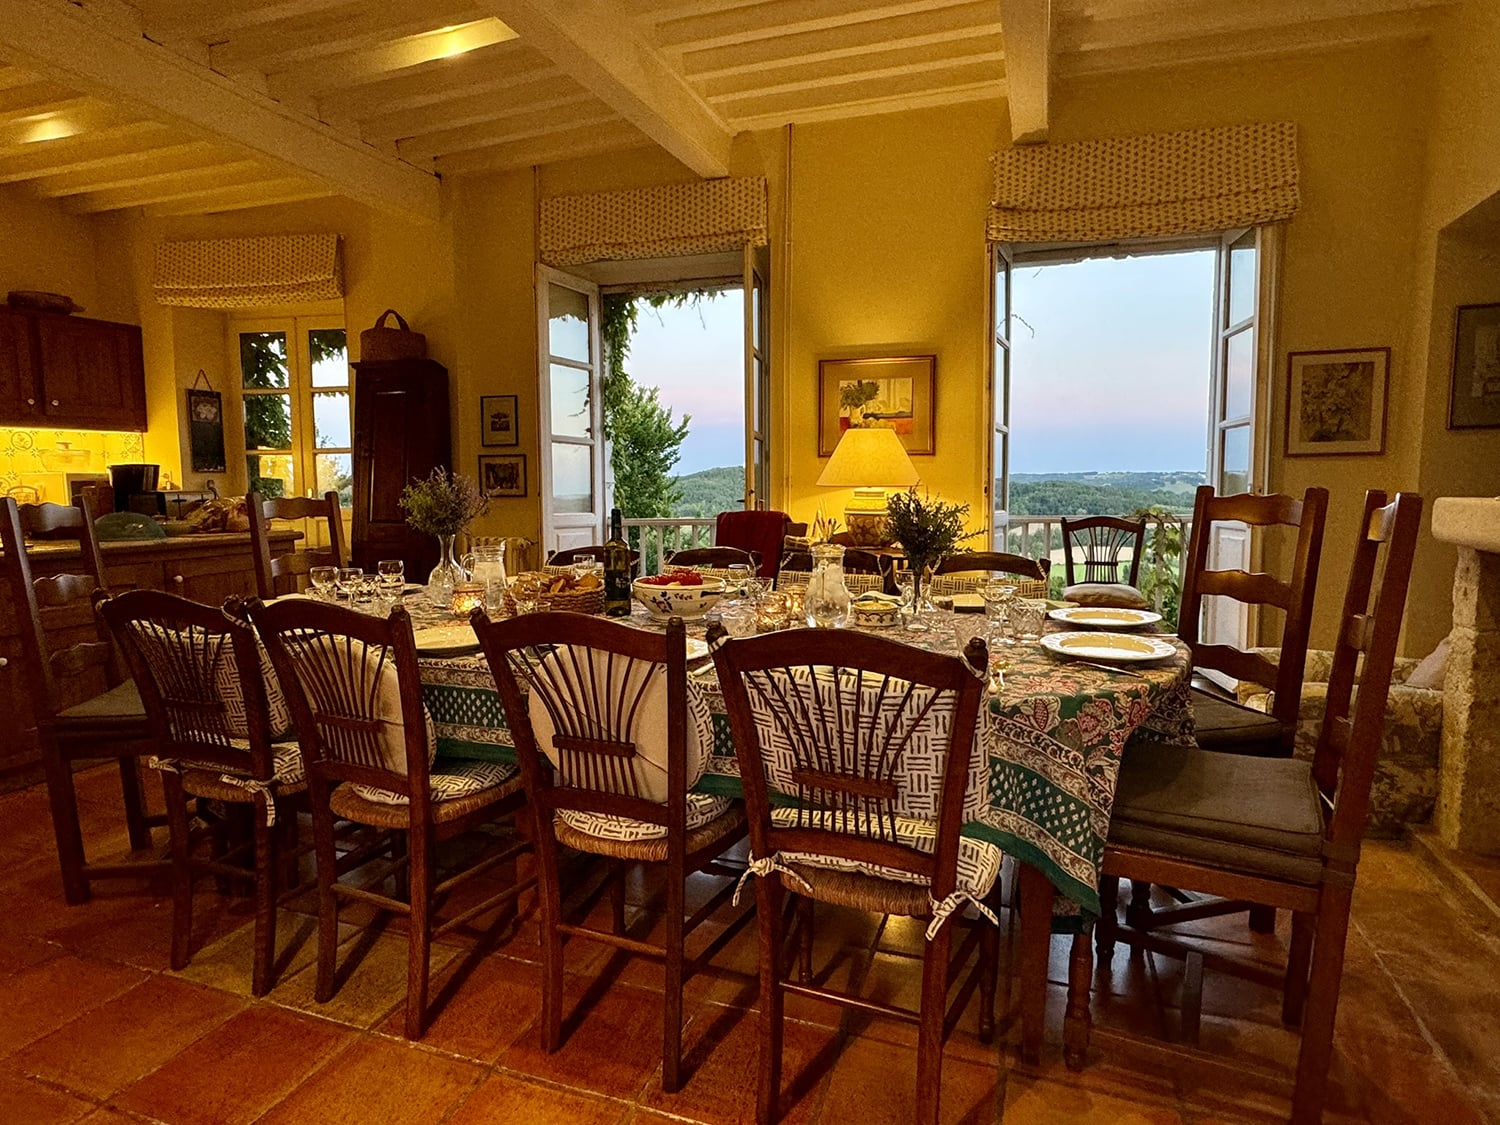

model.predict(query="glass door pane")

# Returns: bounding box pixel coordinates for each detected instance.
[539,267,603,553]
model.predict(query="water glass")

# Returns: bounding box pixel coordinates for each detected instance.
[335,567,363,601]
[308,565,337,600]
[721,602,757,638]
[981,581,1017,646]
[756,592,791,632]
[726,563,752,597]
[570,553,599,582]
[352,575,379,609]
[377,559,405,591]
[1008,598,1048,643]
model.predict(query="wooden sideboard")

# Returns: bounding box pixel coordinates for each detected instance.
[0,530,297,775]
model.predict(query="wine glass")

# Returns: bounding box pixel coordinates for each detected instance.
[570,552,598,583]
[377,559,405,591]
[726,562,752,598]
[308,565,337,601]
[335,567,363,601]
[895,571,925,632]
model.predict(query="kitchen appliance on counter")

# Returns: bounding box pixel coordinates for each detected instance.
[109,463,162,516]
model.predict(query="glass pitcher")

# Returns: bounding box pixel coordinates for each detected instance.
[803,543,852,628]
[461,543,508,608]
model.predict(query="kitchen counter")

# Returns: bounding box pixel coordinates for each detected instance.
[1,529,298,560]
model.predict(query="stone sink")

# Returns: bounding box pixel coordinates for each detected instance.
[1432,496,1500,553]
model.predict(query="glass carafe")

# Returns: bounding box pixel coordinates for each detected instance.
[804,543,852,628]
[461,543,507,587]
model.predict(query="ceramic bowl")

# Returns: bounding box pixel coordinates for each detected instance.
[632,576,726,619]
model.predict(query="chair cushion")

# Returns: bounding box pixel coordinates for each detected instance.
[349,759,519,805]
[1109,741,1326,885]
[525,646,715,803]
[1190,687,1286,755]
[1405,635,1450,690]
[173,741,307,802]
[931,572,1048,600]
[1063,582,1148,609]
[124,625,293,740]
[56,679,145,723]
[556,792,734,842]
[775,569,885,597]
[771,807,1001,902]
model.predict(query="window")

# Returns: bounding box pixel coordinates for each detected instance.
[235,317,351,506]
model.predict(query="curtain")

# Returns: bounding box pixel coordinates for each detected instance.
[987,123,1299,243]
[153,234,344,308]
[540,177,767,266]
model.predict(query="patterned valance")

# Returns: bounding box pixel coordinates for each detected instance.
[987,123,1299,243]
[540,177,767,266]
[152,234,344,309]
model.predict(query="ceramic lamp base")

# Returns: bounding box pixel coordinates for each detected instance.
[844,509,892,547]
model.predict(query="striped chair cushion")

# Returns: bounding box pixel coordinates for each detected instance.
[776,570,885,597]
[351,760,518,805]
[930,572,1048,601]
[556,792,735,842]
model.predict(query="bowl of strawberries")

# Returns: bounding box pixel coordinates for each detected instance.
[633,569,727,620]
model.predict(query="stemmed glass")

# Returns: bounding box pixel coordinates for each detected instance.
[726,562,752,598]
[308,565,337,601]
[335,567,363,601]
[376,559,405,610]
[895,570,926,632]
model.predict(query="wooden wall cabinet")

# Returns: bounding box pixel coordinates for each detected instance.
[351,358,451,576]
[0,307,147,431]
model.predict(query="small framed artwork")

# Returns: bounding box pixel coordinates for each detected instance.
[1449,303,1500,429]
[186,386,226,472]
[1285,347,1390,457]
[480,394,519,447]
[479,454,526,498]
[817,354,936,457]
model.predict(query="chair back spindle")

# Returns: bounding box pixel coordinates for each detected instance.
[248,490,346,600]
[1060,516,1147,587]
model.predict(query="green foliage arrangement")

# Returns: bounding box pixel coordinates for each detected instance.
[1127,504,1187,626]
[886,488,979,571]
[398,468,488,538]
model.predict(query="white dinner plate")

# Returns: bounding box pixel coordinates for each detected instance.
[1048,606,1163,630]
[1040,631,1177,664]
[686,639,710,661]
[413,623,482,657]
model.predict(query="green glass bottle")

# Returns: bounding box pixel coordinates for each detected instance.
[604,507,632,617]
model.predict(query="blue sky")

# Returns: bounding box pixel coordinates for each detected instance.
[625,248,1214,476]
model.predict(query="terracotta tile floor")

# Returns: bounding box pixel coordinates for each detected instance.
[0,765,1496,1124]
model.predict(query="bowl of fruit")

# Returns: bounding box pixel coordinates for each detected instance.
[633,569,727,620]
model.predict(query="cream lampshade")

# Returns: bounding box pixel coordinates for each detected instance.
[816,427,920,546]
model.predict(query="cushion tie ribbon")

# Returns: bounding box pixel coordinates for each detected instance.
[732,852,813,906]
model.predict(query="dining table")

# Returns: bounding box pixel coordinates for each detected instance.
[403,590,1196,1067]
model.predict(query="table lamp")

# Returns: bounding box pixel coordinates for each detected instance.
[816,426,920,546]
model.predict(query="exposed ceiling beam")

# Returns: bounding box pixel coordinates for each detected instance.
[0,0,441,220]
[397,100,619,161]
[481,0,732,177]
[32,142,232,197]
[67,159,273,211]
[145,181,336,217]
[436,119,646,176]
[732,79,1001,132]
[0,121,176,182]
[997,0,1051,143]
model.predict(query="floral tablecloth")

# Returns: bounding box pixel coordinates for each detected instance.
[410,595,1193,917]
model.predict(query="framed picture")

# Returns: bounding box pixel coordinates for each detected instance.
[1285,347,1390,457]
[186,387,226,472]
[479,454,526,498]
[818,355,936,457]
[480,394,519,447]
[1449,303,1500,429]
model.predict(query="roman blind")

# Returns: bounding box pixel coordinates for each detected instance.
[987,123,1300,243]
[540,177,768,266]
[152,234,344,308]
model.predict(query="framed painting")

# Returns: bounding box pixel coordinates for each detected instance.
[479,454,526,498]
[1449,303,1500,429]
[817,355,936,457]
[1285,347,1389,457]
[186,387,226,472]
[480,394,519,447]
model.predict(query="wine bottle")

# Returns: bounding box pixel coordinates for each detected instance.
[604,507,632,617]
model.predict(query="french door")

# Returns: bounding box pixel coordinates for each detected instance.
[744,243,771,508]
[1200,227,1261,654]
[991,244,1012,546]
[537,265,605,554]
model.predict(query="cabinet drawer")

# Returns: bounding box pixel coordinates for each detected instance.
[0,636,37,772]
[166,550,258,606]
[106,561,166,594]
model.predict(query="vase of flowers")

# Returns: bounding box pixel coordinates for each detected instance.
[398,468,489,607]
[885,488,978,626]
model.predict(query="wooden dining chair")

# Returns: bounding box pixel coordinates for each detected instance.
[1175,485,1329,759]
[472,611,751,1093]
[778,545,884,577]
[713,628,1000,1125]
[99,589,307,994]
[1,496,164,904]
[249,597,532,1038]
[665,545,761,572]
[248,490,346,600]
[932,550,1050,600]
[1061,515,1147,587]
[1096,490,1422,1125]
[545,544,641,574]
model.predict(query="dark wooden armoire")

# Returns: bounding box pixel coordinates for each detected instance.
[350,357,451,576]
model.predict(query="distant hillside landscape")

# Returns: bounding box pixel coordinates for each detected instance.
[1008,470,1203,516]
[672,466,745,517]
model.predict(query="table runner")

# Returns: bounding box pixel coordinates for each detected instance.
[408,596,1192,917]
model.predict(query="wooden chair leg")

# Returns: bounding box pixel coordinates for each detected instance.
[163,772,194,971]
[251,806,277,997]
[119,756,153,851]
[661,860,687,1093]
[1283,910,1315,1027]
[1064,930,1093,1069]
[1291,892,1354,1125]
[914,922,952,1125]
[40,736,89,904]
[978,908,999,1045]
[756,879,785,1125]
[1126,880,1153,928]
[1250,905,1277,934]
[1096,876,1119,959]
[796,896,813,983]
[404,825,432,1040]
[610,859,627,936]
[1017,863,1053,1065]
[538,844,566,1054]
[312,802,340,1004]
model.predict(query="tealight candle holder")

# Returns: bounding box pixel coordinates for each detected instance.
[449,581,486,618]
